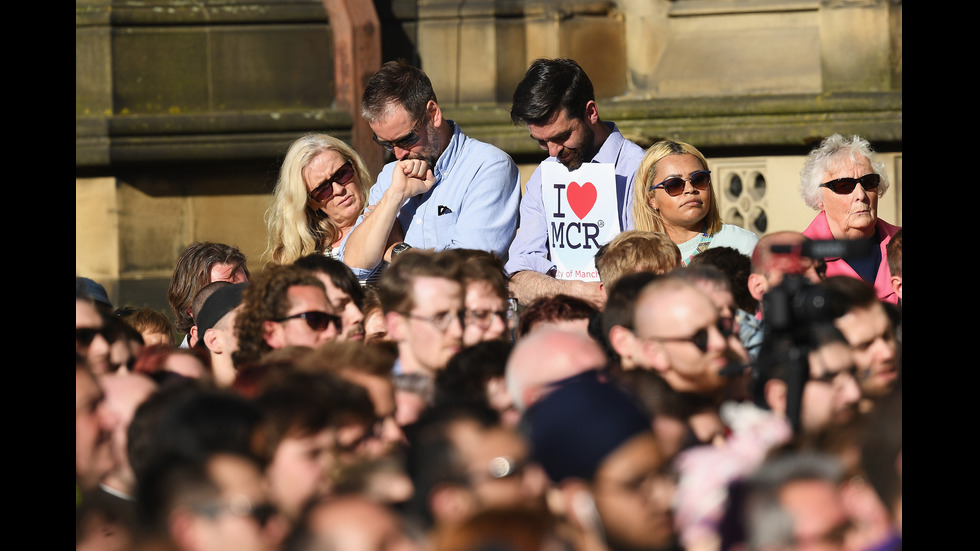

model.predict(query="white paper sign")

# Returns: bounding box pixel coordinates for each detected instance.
[541,162,621,281]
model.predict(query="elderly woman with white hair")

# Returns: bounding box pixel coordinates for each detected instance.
[799,134,901,304]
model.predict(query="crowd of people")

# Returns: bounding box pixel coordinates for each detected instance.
[77,57,902,551]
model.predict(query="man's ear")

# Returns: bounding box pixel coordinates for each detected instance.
[890,275,902,300]
[557,479,603,537]
[583,100,599,125]
[189,326,199,347]
[748,273,770,304]
[429,100,444,128]
[608,325,636,368]
[386,312,407,342]
[263,320,283,349]
[764,379,788,416]
[203,328,222,354]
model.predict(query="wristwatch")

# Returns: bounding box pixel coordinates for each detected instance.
[391,242,412,259]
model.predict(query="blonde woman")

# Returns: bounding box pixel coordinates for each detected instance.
[265,133,402,282]
[632,140,758,265]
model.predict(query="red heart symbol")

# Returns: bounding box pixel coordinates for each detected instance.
[567,181,597,220]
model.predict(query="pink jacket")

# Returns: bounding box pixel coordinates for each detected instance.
[802,211,901,304]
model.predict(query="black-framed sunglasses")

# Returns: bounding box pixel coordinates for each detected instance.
[308,160,356,203]
[275,311,342,333]
[76,327,113,347]
[192,495,278,528]
[650,170,711,197]
[819,173,880,195]
[372,114,425,152]
[642,317,733,353]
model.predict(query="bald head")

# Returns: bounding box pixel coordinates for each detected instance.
[296,494,418,551]
[506,328,607,412]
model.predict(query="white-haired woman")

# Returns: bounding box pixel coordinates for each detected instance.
[265,133,401,283]
[799,134,900,304]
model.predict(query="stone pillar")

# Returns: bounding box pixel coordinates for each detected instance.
[819,0,895,92]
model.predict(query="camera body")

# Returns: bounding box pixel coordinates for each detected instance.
[751,240,858,431]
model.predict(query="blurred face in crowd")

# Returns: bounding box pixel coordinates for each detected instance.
[801,342,862,433]
[76,366,117,490]
[312,272,365,342]
[449,419,548,513]
[591,432,677,551]
[833,303,899,399]
[185,454,285,551]
[77,299,111,374]
[462,280,509,347]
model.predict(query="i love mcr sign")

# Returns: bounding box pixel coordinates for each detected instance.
[541,162,621,282]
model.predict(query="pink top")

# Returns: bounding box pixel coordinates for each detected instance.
[802,211,901,304]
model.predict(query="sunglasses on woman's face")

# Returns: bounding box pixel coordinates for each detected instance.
[819,173,880,195]
[308,160,356,203]
[650,170,711,197]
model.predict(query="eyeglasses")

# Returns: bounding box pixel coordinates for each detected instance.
[403,309,466,332]
[275,311,342,333]
[650,170,711,196]
[810,364,859,387]
[819,173,880,195]
[372,115,425,152]
[464,309,512,330]
[640,317,733,353]
[76,327,113,346]
[192,494,277,528]
[308,160,356,203]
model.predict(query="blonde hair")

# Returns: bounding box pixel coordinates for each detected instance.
[265,133,372,265]
[632,140,721,236]
[596,230,681,288]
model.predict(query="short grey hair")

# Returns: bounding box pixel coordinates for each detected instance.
[799,134,890,210]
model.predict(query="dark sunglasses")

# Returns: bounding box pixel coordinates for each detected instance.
[645,317,733,353]
[308,160,356,203]
[819,173,880,195]
[76,327,113,347]
[372,115,425,152]
[275,311,342,333]
[650,170,711,196]
[193,498,278,528]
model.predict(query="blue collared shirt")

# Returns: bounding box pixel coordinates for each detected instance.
[504,122,646,276]
[342,122,521,271]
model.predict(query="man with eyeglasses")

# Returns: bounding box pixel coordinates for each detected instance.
[378,249,467,377]
[136,450,285,551]
[404,401,548,534]
[233,265,342,368]
[505,58,647,309]
[343,60,521,274]
[752,323,862,435]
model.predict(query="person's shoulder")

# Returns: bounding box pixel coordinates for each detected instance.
[718,224,760,242]
[717,224,760,254]
[457,130,516,164]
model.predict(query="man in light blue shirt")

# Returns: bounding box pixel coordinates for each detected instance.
[505,58,646,308]
[342,61,521,277]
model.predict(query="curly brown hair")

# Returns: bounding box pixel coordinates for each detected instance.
[232,265,325,367]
